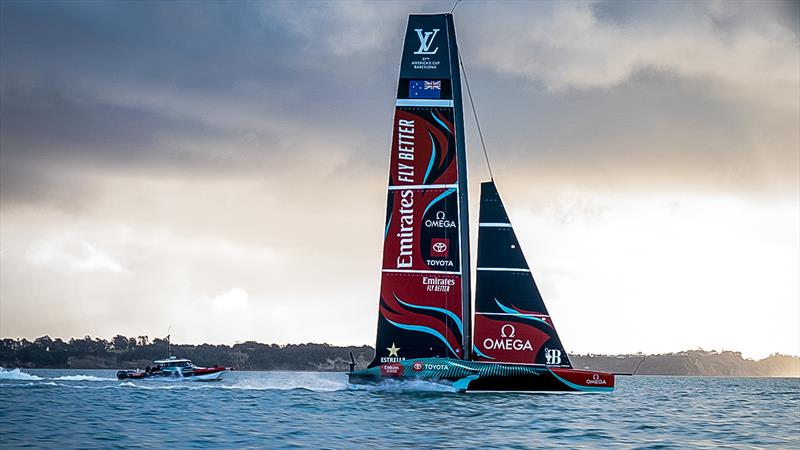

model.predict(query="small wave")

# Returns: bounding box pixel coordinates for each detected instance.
[51,375,113,382]
[118,382,194,390]
[210,372,349,392]
[0,368,44,381]
[0,381,57,388]
[219,383,346,392]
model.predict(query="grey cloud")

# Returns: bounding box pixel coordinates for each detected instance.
[1,0,797,211]
[462,0,798,106]
[0,1,797,354]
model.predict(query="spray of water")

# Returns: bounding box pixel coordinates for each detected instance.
[0,368,44,381]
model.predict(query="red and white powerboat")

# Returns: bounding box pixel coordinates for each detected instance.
[117,357,227,381]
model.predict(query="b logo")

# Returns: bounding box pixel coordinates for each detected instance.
[545,348,562,365]
[413,29,440,55]
[412,361,424,372]
[500,324,515,338]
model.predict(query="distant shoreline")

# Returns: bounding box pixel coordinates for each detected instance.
[2,336,798,377]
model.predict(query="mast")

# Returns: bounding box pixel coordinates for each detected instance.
[368,13,471,366]
[445,15,472,360]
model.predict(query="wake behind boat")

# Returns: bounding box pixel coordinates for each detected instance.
[116,356,227,381]
[347,12,615,393]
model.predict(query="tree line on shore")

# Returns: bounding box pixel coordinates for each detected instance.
[1,335,797,376]
[0,335,373,371]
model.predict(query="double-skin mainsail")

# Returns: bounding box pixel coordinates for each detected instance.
[371,14,472,366]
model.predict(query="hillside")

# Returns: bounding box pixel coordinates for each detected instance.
[2,336,797,376]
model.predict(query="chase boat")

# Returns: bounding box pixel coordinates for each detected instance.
[116,357,227,381]
[347,12,615,393]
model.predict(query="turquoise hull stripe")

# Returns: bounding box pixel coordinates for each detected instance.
[395,295,463,336]
[385,319,459,357]
[548,369,614,393]
[384,213,392,239]
[452,375,479,391]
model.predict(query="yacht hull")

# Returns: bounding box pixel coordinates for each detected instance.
[348,358,614,393]
[116,367,226,381]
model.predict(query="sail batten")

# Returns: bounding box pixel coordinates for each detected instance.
[370,14,471,367]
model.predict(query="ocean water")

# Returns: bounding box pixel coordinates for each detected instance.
[1,368,797,449]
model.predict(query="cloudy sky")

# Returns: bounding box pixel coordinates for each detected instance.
[1,0,797,359]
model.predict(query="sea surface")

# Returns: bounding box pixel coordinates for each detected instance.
[1,368,797,449]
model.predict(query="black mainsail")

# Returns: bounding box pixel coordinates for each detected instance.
[472,181,571,367]
[369,14,472,367]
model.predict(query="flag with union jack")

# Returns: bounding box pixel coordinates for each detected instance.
[409,80,442,99]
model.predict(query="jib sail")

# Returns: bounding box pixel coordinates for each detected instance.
[472,181,571,367]
[370,14,471,367]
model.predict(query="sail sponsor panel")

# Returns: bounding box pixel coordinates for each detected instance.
[382,187,460,272]
[400,15,452,78]
[473,314,555,364]
[375,271,464,362]
[389,108,456,187]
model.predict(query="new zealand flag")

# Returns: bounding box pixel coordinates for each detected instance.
[409,80,442,99]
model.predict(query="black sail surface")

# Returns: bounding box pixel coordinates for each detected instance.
[472,181,572,368]
[369,14,472,367]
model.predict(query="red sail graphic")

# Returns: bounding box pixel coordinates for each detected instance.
[370,14,471,367]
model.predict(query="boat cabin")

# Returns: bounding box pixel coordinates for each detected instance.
[154,358,193,368]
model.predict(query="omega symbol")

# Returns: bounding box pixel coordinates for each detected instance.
[500,324,516,338]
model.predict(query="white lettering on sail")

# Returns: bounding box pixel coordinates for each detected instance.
[426,259,454,267]
[397,119,415,164]
[413,29,439,55]
[423,276,455,292]
[425,211,456,228]
[482,324,534,352]
[396,189,414,268]
[395,118,415,268]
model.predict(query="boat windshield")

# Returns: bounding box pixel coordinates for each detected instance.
[155,359,192,367]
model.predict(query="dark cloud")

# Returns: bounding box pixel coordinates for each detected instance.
[0,1,405,206]
[1,0,797,209]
